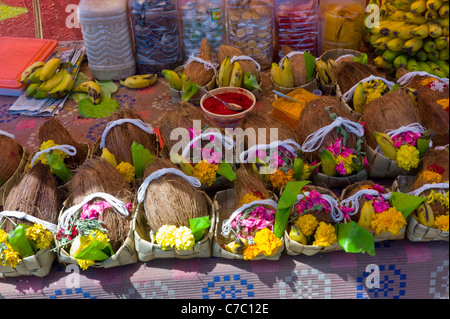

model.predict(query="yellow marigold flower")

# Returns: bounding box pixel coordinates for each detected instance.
[418,170,443,184]
[295,214,319,236]
[437,99,449,111]
[269,169,295,190]
[239,193,262,206]
[253,228,283,257]
[193,160,219,186]
[336,154,356,175]
[155,225,177,250]
[77,259,96,271]
[116,161,135,183]
[92,230,110,245]
[313,222,337,247]
[26,223,53,250]
[371,207,406,236]
[1,243,22,268]
[427,190,449,208]
[363,79,387,104]
[243,243,261,261]
[37,140,69,165]
[420,77,438,86]
[434,215,449,232]
[174,226,195,250]
[0,229,7,243]
[396,144,420,171]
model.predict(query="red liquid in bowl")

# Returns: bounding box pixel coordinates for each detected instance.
[203,92,253,115]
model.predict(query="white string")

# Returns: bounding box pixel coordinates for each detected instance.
[340,189,391,213]
[300,117,364,153]
[0,211,58,234]
[278,51,304,69]
[434,144,449,151]
[408,183,449,197]
[384,123,427,137]
[335,54,355,62]
[181,132,235,159]
[343,75,395,102]
[0,129,15,139]
[100,119,154,149]
[221,199,278,238]
[397,71,449,86]
[137,168,201,203]
[291,192,346,222]
[30,145,77,168]
[230,55,261,72]
[184,54,219,77]
[239,138,301,163]
[58,192,130,230]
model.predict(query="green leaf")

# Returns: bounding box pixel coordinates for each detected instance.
[75,240,114,261]
[189,216,211,242]
[304,51,317,82]
[293,157,304,180]
[353,53,369,65]
[7,224,35,258]
[274,180,310,239]
[78,96,119,118]
[96,80,118,94]
[337,221,375,256]
[45,151,73,183]
[390,191,426,219]
[72,71,89,89]
[182,83,199,102]
[216,162,237,182]
[131,142,155,179]
[244,72,261,91]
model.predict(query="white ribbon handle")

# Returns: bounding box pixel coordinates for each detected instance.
[292,192,346,222]
[0,211,58,234]
[221,199,278,238]
[137,168,201,203]
[239,138,301,163]
[181,132,235,159]
[397,71,449,86]
[340,189,391,213]
[184,54,219,77]
[30,145,77,168]
[335,54,355,62]
[230,55,261,72]
[58,192,130,230]
[278,51,305,69]
[100,118,154,149]
[343,75,395,102]
[408,183,449,197]
[0,129,15,139]
[384,123,427,137]
[300,117,364,153]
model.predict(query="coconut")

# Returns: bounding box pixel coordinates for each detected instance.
[234,168,270,205]
[281,45,308,87]
[183,38,215,87]
[218,45,260,82]
[330,61,382,95]
[411,147,450,191]
[0,135,23,186]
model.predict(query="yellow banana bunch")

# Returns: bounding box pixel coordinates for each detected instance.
[373,131,398,160]
[425,9,438,20]
[413,202,435,227]
[394,24,418,40]
[280,58,294,88]
[358,201,376,230]
[229,62,243,88]
[387,37,406,51]
[162,70,182,91]
[39,58,61,82]
[120,74,157,90]
[37,71,64,92]
[438,2,449,16]
[320,150,337,177]
[218,56,232,87]
[316,59,335,85]
[410,0,428,14]
[428,21,443,37]
[27,68,43,84]
[48,69,74,99]
[73,80,102,104]
[426,0,443,11]
[402,37,424,54]
[224,238,247,254]
[353,82,368,113]
[270,63,284,87]
[411,24,429,38]
[20,61,45,83]
[289,225,307,245]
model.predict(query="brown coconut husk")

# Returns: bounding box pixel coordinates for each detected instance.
[0,135,23,185]
[183,38,215,87]
[296,95,360,163]
[156,101,218,158]
[68,157,133,251]
[281,45,307,87]
[37,118,87,169]
[103,108,158,165]
[3,163,61,233]
[361,90,421,149]
[411,148,450,191]
[218,45,260,82]
[330,61,382,95]
[142,157,210,231]
[234,168,270,205]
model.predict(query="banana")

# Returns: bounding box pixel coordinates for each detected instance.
[424,38,437,52]
[48,70,73,99]
[316,60,334,85]
[224,238,247,255]
[27,68,43,84]
[373,36,396,49]
[20,61,45,83]
[404,11,429,24]
[425,9,439,20]
[410,0,427,13]
[381,21,407,36]
[411,24,429,38]
[320,150,337,176]
[443,26,450,36]
[358,201,376,230]
[402,37,424,54]
[229,62,243,88]
[270,63,284,87]
[34,90,49,99]
[435,36,449,50]
[280,58,294,88]
[383,49,402,62]
[386,1,411,11]
[218,56,232,87]
[434,17,450,27]
[418,60,434,72]
[161,69,182,91]
[428,50,440,61]
[25,83,39,97]
[394,24,417,40]
[427,61,448,77]
[170,152,195,176]
[434,59,450,76]
[178,73,192,91]
[428,22,443,38]
[439,47,449,59]
[374,55,389,68]
[101,148,118,168]
[415,49,429,61]
[414,202,435,228]
[373,131,398,160]
[386,37,406,51]
[289,225,307,245]
[39,58,61,82]
[408,58,421,71]
[438,2,449,15]
[327,60,337,84]
[405,87,419,106]
[120,74,157,90]
[394,54,410,68]
[37,71,64,92]
[426,0,443,11]
[73,80,102,104]
[353,82,368,113]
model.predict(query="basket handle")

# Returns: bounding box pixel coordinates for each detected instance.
[30,145,77,168]
[0,211,57,234]
[100,119,154,149]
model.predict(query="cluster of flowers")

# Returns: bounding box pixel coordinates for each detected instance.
[363,79,388,105]
[154,225,196,251]
[391,131,423,171]
[426,185,449,232]
[327,138,368,176]
[102,148,135,183]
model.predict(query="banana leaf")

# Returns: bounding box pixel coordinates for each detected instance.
[244,72,261,91]
[182,83,199,102]
[45,151,73,183]
[293,157,304,180]
[7,224,35,258]
[274,180,310,239]
[304,52,317,82]
[337,221,375,256]
[189,216,211,242]
[216,162,237,182]
[131,142,155,179]
[353,53,368,65]
[390,191,426,219]
[74,240,114,261]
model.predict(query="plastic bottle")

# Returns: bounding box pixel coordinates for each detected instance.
[129,0,183,75]
[78,0,136,80]
[179,0,224,58]
[225,0,275,70]
[318,0,366,54]
[275,0,319,59]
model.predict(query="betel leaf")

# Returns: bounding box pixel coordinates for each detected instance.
[293,157,304,180]
[274,180,310,239]
[189,216,211,242]
[353,53,369,65]
[390,191,426,219]
[337,221,375,256]
[7,224,35,258]
[75,240,114,261]
[131,142,155,179]
[303,51,317,82]
[45,151,73,183]
[216,162,237,182]
[182,83,199,102]
[244,72,261,91]
[78,97,119,118]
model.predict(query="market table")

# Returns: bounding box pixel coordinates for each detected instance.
[0,43,448,300]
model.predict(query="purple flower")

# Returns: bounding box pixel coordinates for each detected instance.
[373,198,391,213]
[339,206,355,219]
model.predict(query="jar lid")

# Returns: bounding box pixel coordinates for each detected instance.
[78,0,128,18]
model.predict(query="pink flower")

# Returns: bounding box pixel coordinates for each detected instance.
[188,127,201,148]
[80,201,111,220]
[126,202,133,211]
[336,161,347,175]
[339,206,355,219]
[373,198,391,213]
[392,131,421,148]
[296,190,331,214]
[202,148,222,164]
[363,157,370,172]
[327,138,353,157]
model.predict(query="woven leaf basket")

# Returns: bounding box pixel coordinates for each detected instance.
[0,145,28,206]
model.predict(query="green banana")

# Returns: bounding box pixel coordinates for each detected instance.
[408,58,421,71]
[218,56,232,87]
[427,61,448,77]
[37,71,64,92]
[27,68,43,84]
[161,69,182,91]
[383,49,402,62]
[48,69,73,99]
[320,150,337,176]
[428,50,440,61]
[394,54,410,68]
[439,47,449,60]
[415,49,428,61]
[418,60,434,73]
[358,201,376,230]
[280,58,294,88]
[424,38,437,52]
[353,82,368,113]
[20,61,45,83]
[229,62,243,88]
[434,36,449,50]
[414,202,435,228]
[402,37,424,54]
[25,83,39,97]
[34,90,49,99]
[434,59,449,76]
[373,131,398,160]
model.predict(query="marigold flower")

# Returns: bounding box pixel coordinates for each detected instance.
[269,168,295,190]
[336,154,356,175]
[294,214,319,236]
[116,161,135,183]
[26,223,53,250]
[239,193,263,206]
[37,140,70,165]
[193,160,219,186]
[243,243,261,261]
[1,244,22,268]
[77,259,96,271]
[313,222,337,247]
[363,79,387,104]
[253,228,283,257]
[174,226,195,251]
[155,225,177,250]
[0,229,7,243]
[370,207,406,235]
[434,215,449,232]
[427,190,449,208]
[396,144,420,171]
